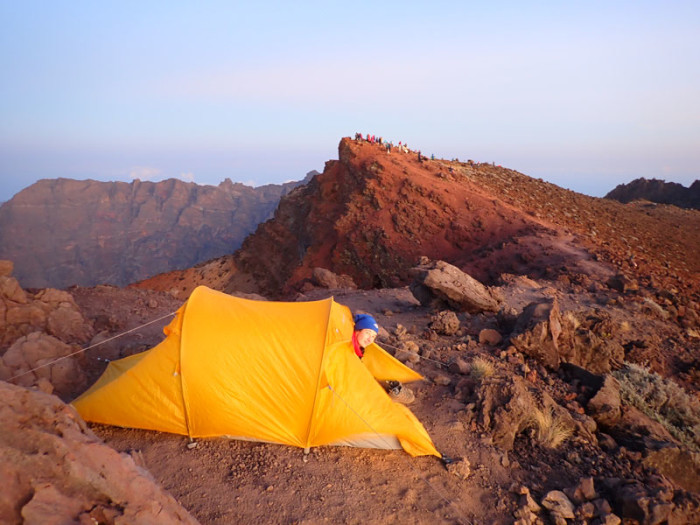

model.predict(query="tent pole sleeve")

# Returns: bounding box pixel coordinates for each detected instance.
[302,298,334,450]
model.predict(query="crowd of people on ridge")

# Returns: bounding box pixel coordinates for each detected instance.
[353,132,416,156]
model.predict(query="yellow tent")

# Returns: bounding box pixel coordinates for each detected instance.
[72,286,439,457]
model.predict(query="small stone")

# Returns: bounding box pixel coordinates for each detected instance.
[429,310,461,336]
[599,513,621,525]
[432,373,452,386]
[479,328,502,345]
[446,457,471,480]
[541,491,575,519]
[592,498,612,516]
[577,501,595,519]
[598,433,617,452]
[448,358,470,375]
[576,477,597,502]
[519,492,541,513]
[402,340,420,353]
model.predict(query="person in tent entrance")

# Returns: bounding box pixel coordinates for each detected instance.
[352,313,416,405]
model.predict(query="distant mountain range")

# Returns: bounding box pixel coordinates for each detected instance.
[605,177,700,209]
[0,174,315,288]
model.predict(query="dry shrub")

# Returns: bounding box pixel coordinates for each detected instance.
[525,407,573,449]
[613,363,700,451]
[469,357,495,381]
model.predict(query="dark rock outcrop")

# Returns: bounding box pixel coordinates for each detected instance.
[605,177,700,209]
[472,375,587,451]
[0,176,303,288]
[510,299,624,374]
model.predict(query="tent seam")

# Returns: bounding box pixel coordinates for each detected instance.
[178,292,195,438]
[302,297,334,449]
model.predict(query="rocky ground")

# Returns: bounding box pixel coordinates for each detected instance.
[3,247,700,523]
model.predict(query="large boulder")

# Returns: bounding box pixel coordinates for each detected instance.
[311,267,357,290]
[586,375,622,427]
[0,333,87,399]
[509,298,563,369]
[0,267,93,349]
[409,258,500,313]
[472,375,587,451]
[643,446,700,494]
[0,381,198,524]
[600,478,700,525]
[510,300,624,374]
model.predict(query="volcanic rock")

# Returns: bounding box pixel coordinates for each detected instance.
[311,267,357,290]
[473,375,584,451]
[541,490,575,520]
[479,328,503,345]
[510,300,624,374]
[445,457,471,480]
[429,310,461,335]
[0,265,93,349]
[0,381,198,524]
[509,299,564,370]
[410,259,500,313]
[586,375,622,427]
[0,332,87,398]
[642,446,700,493]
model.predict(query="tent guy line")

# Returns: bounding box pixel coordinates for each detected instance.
[7,310,177,383]
[8,308,454,386]
[8,310,455,386]
[380,341,450,370]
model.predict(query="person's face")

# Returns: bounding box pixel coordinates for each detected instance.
[356,328,377,349]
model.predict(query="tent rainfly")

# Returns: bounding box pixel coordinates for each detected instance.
[72,286,440,457]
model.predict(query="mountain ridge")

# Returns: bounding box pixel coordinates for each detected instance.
[134,138,700,305]
[605,177,700,209]
[0,175,309,288]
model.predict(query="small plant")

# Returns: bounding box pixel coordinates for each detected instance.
[525,406,573,449]
[613,363,700,451]
[469,357,495,381]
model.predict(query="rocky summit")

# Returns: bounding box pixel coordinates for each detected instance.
[2,137,700,524]
[137,138,700,304]
[0,175,307,289]
[605,177,700,210]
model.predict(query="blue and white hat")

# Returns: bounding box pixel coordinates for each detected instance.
[353,313,379,333]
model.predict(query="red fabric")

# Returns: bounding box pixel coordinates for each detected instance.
[351,331,364,358]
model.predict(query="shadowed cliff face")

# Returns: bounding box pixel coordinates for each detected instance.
[605,177,700,209]
[0,177,302,288]
[134,138,700,303]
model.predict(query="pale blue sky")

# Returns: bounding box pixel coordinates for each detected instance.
[1,1,698,202]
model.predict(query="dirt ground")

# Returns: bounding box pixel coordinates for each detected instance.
[71,274,667,525]
[71,286,523,524]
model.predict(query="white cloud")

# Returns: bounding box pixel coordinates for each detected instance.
[179,172,195,183]
[129,166,161,181]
